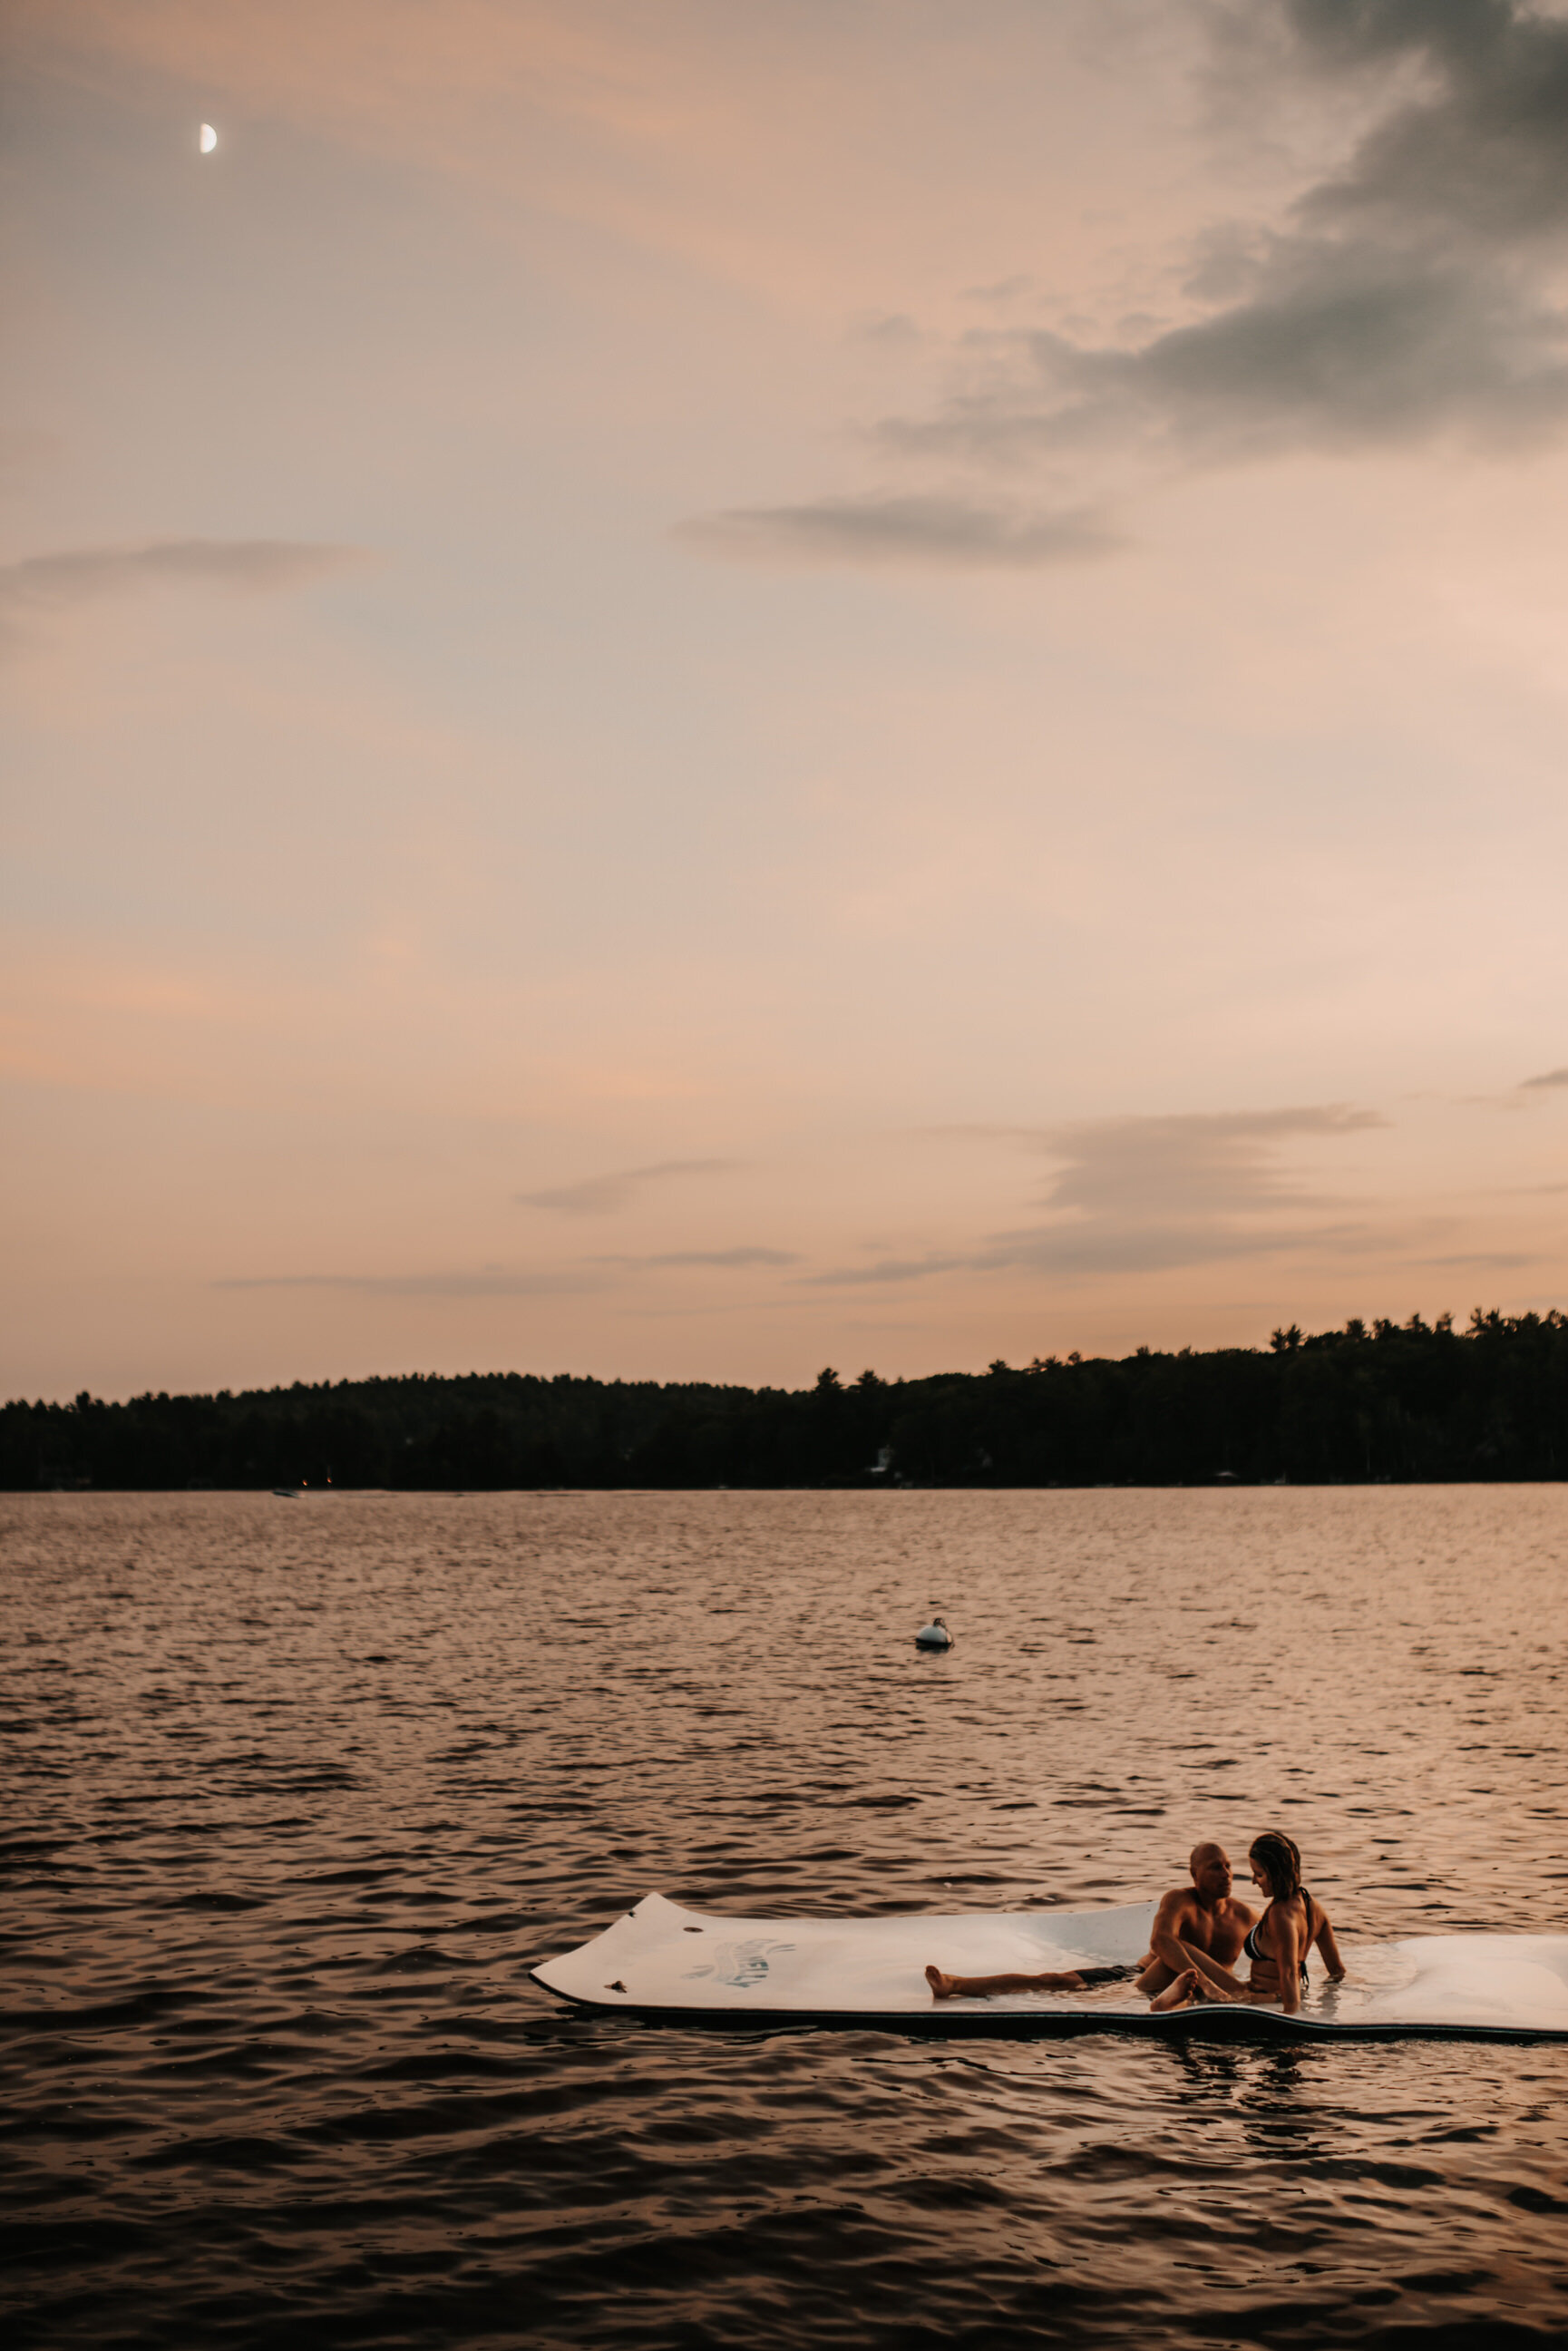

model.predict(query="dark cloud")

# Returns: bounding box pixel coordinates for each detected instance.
[680,493,1121,571]
[803,1106,1386,1286]
[802,1253,972,1289]
[1417,1249,1539,1267]
[1291,6,1568,249]
[1522,1065,1568,1088]
[1026,1104,1383,1218]
[1157,4,1566,449]
[517,1158,743,1215]
[975,1215,1383,1280]
[1273,0,1568,232]
[891,249,1568,470]
[1078,245,1558,456]
[216,1270,602,1298]
[0,538,372,637]
[775,0,1568,537]
[1278,0,1518,69]
[221,1246,795,1295]
[592,1246,800,1270]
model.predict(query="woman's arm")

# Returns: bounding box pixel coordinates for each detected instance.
[1313,1909,1347,1983]
[1271,1907,1304,2014]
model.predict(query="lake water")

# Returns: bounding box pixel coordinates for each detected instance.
[4,1487,1567,2347]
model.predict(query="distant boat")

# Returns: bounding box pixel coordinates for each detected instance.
[271,1487,299,1498]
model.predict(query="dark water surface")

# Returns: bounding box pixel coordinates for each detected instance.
[4,1487,1567,2348]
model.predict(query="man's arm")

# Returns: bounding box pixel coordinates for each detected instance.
[1145,1890,1197,1976]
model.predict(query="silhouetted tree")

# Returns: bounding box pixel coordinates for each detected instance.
[5,1310,1565,1489]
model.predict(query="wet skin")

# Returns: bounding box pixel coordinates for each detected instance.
[1133,1843,1254,1997]
[925,1963,1086,2000]
[1163,1857,1347,2016]
[925,1841,1247,2005]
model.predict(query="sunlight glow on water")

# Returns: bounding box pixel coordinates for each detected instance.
[4,1488,1567,2346]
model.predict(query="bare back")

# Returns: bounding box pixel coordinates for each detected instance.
[1243,1888,1345,1996]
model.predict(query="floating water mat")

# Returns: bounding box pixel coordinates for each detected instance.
[531,1893,1568,2042]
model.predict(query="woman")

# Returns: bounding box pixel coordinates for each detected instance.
[1150,1830,1345,2015]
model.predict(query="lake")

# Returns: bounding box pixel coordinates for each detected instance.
[4,1487,1566,2346]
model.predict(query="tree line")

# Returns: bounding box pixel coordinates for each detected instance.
[5,1309,1566,1491]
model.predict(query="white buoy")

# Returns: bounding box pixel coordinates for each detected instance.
[914,1614,952,1650]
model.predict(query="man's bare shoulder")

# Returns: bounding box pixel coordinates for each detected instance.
[1153,1884,1203,1923]
[1153,1886,1255,1931]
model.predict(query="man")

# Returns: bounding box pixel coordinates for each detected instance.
[1133,1841,1254,1998]
[923,1839,1253,2004]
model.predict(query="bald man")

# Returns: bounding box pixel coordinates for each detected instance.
[1134,1843,1255,1997]
[924,1840,1252,2004]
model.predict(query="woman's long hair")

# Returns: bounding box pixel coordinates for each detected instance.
[1250,1830,1302,1903]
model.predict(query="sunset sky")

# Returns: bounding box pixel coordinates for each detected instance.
[5,0,1568,1401]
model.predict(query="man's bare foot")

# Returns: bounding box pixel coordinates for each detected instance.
[1149,1966,1201,2012]
[925,1965,958,1999]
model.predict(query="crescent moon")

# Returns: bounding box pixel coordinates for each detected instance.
[200,123,219,154]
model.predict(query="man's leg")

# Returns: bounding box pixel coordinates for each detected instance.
[926,1965,1085,2000]
[1178,1942,1249,2001]
[1148,1968,1202,2012]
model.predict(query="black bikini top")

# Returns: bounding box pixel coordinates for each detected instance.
[1245,1890,1311,1983]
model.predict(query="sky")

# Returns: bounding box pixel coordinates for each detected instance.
[5,0,1568,1402]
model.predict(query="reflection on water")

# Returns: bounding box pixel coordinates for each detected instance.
[3,1487,1567,2346]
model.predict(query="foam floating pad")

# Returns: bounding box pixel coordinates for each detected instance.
[532,1893,1568,2041]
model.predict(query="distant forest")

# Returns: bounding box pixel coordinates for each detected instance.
[5,1310,1567,1491]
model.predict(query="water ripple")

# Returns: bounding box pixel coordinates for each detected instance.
[3,1488,1567,2346]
